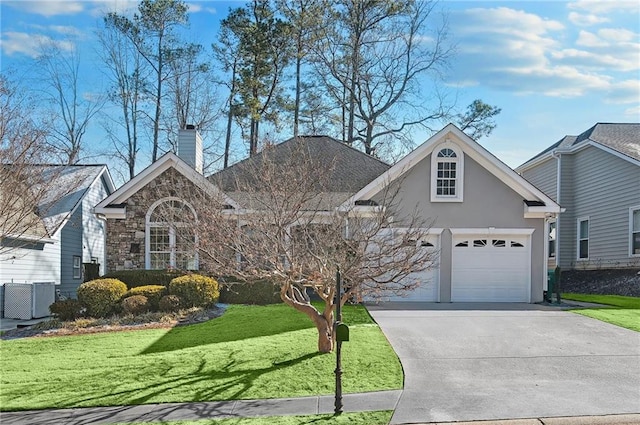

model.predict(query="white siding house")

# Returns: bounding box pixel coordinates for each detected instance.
[1,165,115,316]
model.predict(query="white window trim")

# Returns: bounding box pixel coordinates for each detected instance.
[430,141,464,203]
[630,206,640,257]
[547,219,557,261]
[145,197,199,270]
[576,216,590,261]
[73,256,82,279]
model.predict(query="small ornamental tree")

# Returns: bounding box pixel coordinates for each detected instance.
[192,139,437,353]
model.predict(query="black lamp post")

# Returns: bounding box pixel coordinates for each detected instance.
[334,267,343,415]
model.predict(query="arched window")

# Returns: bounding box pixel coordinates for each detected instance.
[431,142,464,202]
[145,198,198,270]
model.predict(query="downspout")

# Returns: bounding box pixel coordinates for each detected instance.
[551,149,562,270]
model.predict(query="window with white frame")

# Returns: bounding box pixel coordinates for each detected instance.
[548,220,557,258]
[431,142,463,202]
[631,207,640,256]
[577,218,589,260]
[73,256,82,279]
[146,198,198,270]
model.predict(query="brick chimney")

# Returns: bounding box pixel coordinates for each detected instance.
[177,125,203,174]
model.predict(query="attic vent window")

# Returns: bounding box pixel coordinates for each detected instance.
[431,142,464,202]
[437,148,457,158]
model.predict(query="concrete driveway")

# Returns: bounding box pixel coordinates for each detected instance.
[367,303,640,424]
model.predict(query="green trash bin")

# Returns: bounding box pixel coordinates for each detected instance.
[546,269,556,302]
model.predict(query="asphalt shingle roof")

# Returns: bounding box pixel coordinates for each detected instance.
[210,136,391,207]
[521,123,640,166]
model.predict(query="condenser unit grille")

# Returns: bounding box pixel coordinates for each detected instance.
[4,283,33,320]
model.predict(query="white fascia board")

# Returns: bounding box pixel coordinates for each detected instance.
[461,138,560,209]
[515,152,554,173]
[95,153,179,209]
[346,205,386,217]
[582,141,640,167]
[450,228,535,236]
[339,124,462,210]
[95,153,239,211]
[524,204,564,219]
[94,206,126,219]
[338,123,561,212]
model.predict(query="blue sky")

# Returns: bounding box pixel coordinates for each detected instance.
[1,0,638,174]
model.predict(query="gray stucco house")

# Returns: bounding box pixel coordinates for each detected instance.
[96,124,561,303]
[1,165,115,308]
[516,123,640,271]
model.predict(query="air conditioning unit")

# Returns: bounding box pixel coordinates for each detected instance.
[3,282,55,320]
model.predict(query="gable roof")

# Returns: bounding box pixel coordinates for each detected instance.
[2,164,114,240]
[517,123,640,171]
[210,135,391,208]
[339,123,562,217]
[95,152,239,219]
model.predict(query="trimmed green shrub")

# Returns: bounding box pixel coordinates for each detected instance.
[49,299,84,321]
[168,274,219,308]
[123,285,166,311]
[102,270,187,289]
[158,294,182,312]
[77,278,127,318]
[219,279,282,305]
[122,295,150,315]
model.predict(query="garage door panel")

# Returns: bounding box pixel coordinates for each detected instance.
[378,230,440,302]
[451,231,531,303]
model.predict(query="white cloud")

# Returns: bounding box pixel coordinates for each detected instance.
[568,0,639,14]
[624,105,640,117]
[605,79,640,104]
[568,12,609,26]
[187,3,202,13]
[446,6,639,103]
[4,1,85,17]
[1,32,75,58]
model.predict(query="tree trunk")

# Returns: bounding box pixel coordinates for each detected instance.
[312,312,333,353]
[281,286,334,353]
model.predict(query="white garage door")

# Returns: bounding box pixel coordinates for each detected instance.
[451,232,531,302]
[386,232,440,302]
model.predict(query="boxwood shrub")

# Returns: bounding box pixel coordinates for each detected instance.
[218,278,282,305]
[168,274,219,308]
[158,294,182,312]
[102,270,187,289]
[77,278,127,318]
[122,295,150,315]
[49,299,84,321]
[123,285,166,310]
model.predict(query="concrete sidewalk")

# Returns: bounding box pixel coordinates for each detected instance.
[1,395,639,425]
[0,390,402,425]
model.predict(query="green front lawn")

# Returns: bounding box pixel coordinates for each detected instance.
[562,293,640,332]
[114,411,393,425]
[0,304,402,411]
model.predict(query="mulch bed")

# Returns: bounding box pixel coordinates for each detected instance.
[1,305,226,341]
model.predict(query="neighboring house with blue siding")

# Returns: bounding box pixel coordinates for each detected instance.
[516,123,640,271]
[0,165,115,304]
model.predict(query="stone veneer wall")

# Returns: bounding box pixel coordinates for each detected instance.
[105,167,207,272]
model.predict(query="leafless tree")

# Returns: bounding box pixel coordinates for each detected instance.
[36,41,104,164]
[174,140,438,353]
[105,0,190,161]
[0,75,80,255]
[98,19,147,181]
[163,44,221,154]
[314,0,453,155]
